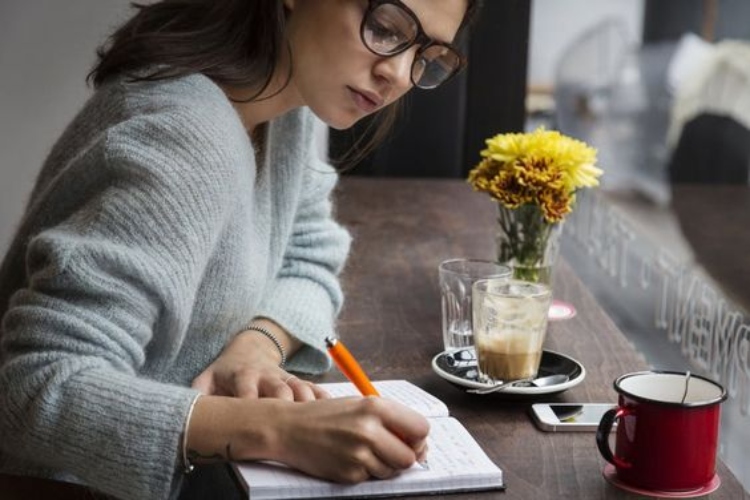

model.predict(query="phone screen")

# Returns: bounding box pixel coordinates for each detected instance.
[550,404,614,424]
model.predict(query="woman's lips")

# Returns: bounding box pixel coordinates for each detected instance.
[348,86,383,114]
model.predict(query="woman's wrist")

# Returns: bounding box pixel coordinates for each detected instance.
[181,394,202,473]
[241,318,302,364]
[242,325,287,367]
[185,395,286,467]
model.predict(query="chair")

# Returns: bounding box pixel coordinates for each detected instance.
[554,19,676,203]
[553,18,631,137]
[668,113,750,184]
[667,40,750,184]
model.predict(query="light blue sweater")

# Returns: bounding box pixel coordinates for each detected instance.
[0,73,351,499]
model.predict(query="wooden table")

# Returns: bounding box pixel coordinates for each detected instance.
[324,177,748,499]
[2,178,747,499]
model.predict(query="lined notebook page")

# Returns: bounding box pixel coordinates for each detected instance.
[319,380,449,418]
[234,417,504,500]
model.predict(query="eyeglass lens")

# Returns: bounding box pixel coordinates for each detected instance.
[362,2,462,89]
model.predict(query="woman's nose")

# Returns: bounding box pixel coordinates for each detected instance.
[373,48,416,89]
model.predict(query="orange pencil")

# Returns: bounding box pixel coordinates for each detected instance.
[325,337,380,397]
[325,337,429,469]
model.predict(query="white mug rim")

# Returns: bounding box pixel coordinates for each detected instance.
[614,370,727,408]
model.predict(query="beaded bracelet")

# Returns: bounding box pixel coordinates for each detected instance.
[245,325,287,368]
[182,394,201,474]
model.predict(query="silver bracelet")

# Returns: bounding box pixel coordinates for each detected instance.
[245,325,287,368]
[182,394,201,474]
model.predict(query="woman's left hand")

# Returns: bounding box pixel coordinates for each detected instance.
[191,331,329,402]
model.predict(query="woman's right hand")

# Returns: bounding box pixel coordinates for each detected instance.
[186,393,429,482]
[269,396,430,482]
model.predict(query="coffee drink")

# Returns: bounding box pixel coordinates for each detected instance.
[472,279,551,384]
[476,349,541,380]
[475,334,543,380]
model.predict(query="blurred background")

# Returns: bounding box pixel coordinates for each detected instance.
[0,0,649,248]
[3,0,750,492]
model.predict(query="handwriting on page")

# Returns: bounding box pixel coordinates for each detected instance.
[234,380,504,499]
[236,417,499,498]
[425,417,499,473]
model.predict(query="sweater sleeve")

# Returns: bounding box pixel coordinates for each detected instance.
[0,103,244,499]
[254,116,351,374]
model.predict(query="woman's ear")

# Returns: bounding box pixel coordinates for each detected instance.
[283,0,295,11]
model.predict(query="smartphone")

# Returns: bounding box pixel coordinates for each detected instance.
[530,403,616,432]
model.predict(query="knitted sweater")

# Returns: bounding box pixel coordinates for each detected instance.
[0,73,351,499]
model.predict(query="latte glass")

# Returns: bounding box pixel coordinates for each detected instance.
[472,278,552,383]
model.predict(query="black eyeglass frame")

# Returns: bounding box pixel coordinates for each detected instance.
[359,0,468,89]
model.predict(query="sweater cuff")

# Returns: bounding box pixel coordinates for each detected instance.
[254,277,337,374]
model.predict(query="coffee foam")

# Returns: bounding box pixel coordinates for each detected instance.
[475,330,544,354]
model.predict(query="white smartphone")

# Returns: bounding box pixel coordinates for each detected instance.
[530,403,616,432]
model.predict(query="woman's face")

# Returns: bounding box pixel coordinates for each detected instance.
[284,0,468,130]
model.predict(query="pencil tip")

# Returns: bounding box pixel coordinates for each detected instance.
[324,336,337,348]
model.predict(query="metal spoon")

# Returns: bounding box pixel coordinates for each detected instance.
[467,373,570,394]
[680,371,691,404]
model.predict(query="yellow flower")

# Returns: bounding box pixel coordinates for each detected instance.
[468,127,601,223]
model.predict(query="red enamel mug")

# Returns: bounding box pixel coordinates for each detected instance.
[596,371,727,491]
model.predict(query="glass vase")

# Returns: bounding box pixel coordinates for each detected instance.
[496,203,564,285]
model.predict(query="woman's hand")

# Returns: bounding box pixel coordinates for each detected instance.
[191,329,327,402]
[268,396,430,482]
[186,394,429,482]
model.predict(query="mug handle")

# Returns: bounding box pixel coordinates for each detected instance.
[596,407,633,469]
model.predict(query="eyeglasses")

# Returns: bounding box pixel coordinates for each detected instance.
[360,0,466,89]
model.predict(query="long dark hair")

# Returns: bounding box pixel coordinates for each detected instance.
[88,0,483,162]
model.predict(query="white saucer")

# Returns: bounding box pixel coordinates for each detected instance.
[431,348,586,396]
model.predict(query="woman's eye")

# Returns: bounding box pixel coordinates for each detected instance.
[371,21,403,44]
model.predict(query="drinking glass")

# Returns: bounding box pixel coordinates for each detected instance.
[438,259,511,351]
[472,278,552,383]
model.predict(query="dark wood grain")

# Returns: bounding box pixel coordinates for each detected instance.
[323,177,748,499]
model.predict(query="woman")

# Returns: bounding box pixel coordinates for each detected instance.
[0,0,481,498]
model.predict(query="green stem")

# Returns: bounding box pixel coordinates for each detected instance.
[496,203,560,283]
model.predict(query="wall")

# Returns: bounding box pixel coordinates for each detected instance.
[0,0,131,252]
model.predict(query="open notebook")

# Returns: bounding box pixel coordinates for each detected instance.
[232,380,504,499]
